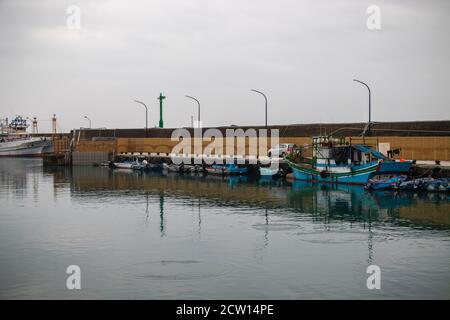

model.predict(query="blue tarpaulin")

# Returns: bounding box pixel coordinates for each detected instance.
[354,144,387,160]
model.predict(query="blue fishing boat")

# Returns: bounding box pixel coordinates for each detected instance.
[206,163,248,175]
[396,179,417,191]
[285,136,412,185]
[365,175,408,191]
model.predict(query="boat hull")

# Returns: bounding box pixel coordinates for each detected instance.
[0,138,51,157]
[225,164,248,175]
[165,164,189,173]
[259,167,279,176]
[205,167,225,175]
[113,162,135,169]
[287,160,412,185]
[206,165,248,175]
[365,176,408,190]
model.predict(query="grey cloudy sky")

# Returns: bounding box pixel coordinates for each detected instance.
[0,0,449,132]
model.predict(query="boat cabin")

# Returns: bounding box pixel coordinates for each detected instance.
[312,136,385,171]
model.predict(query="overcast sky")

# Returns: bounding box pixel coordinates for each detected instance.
[0,0,449,132]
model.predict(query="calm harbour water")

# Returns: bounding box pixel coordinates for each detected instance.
[0,158,449,299]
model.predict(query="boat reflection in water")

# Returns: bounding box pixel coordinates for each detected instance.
[66,166,450,268]
[63,166,450,229]
[289,180,449,226]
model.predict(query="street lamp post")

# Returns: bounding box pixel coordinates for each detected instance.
[134,100,148,130]
[251,89,268,127]
[353,79,371,134]
[185,95,200,127]
[84,116,91,129]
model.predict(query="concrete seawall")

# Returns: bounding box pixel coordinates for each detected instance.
[47,120,450,165]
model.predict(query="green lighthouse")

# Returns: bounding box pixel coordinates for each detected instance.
[158,92,166,128]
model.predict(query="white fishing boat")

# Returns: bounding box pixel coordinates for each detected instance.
[0,136,51,157]
[113,161,138,169]
[259,166,282,177]
[0,116,52,157]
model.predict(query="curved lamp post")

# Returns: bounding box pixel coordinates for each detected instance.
[185,95,200,127]
[133,100,148,130]
[84,115,91,129]
[353,79,371,134]
[251,89,267,127]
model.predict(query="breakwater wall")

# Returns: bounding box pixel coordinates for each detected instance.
[45,121,450,165]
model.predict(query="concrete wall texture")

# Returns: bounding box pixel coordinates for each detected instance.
[65,121,450,161]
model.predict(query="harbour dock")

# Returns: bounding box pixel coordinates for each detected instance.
[44,120,450,169]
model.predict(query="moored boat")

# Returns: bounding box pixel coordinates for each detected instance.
[259,166,285,178]
[285,136,412,185]
[0,116,52,157]
[424,178,449,192]
[366,176,449,193]
[0,136,52,157]
[164,163,190,173]
[396,179,417,190]
[205,165,225,175]
[113,160,139,169]
[365,175,408,191]
[206,164,248,175]
[183,164,204,173]
[131,163,148,170]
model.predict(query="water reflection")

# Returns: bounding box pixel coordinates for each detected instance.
[1,158,449,299]
[49,163,450,268]
[289,180,449,228]
[59,166,450,229]
[63,166,449,268]
[159,192,165,236]
[1,159,448,231]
